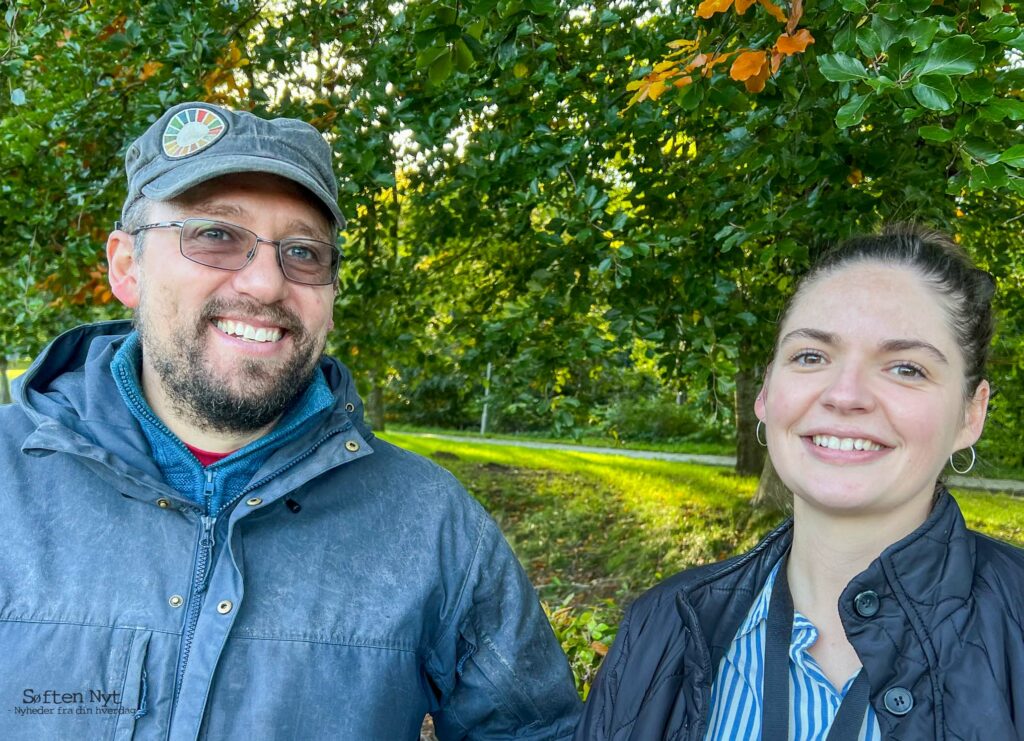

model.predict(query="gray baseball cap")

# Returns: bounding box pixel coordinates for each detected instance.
[121,101,345,227]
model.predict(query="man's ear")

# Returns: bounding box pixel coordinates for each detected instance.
[106,229,140,308]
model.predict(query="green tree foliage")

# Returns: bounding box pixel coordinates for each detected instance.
[1,0,1021,475]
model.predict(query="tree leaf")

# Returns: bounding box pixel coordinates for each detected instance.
[428,49,453,84]
[912,75,956,111]
[775,29,814,56]
[914,35,984,77]
[855,27,882,58]
[964,138,1001,165]
[918,125,953,142]
[730,50,767,82]
[980,98,1024,122]
[959,77,994,104]
[453,39,474,72]
[998,144,1024,169]
[906,18,939,51]
[980,0,1003,18]
[818,53,869,82]
[835,93,870,128]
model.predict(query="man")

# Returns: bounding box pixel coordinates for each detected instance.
[0,101,580,740]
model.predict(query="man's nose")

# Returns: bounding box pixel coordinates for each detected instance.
[230,240,290,303]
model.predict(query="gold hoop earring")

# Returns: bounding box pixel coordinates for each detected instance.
[949,446,976,475]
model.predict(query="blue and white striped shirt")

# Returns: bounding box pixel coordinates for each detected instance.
[703,561,882,740]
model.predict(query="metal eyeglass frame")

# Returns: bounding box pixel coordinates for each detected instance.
[118,218,341,286]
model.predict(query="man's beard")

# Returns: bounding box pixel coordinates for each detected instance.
[136,296,325,434]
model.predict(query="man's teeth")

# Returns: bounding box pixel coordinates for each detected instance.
[812,435,883,452]
[215,320,283,343]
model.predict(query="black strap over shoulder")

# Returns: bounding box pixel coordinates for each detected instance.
[761,555,871,741]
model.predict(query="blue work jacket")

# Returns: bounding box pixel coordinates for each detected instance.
[0,321,580,740]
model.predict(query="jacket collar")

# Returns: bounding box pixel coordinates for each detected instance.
[677,488,971,672]
[15,321,374,505]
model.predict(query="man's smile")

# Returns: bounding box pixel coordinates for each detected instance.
[213,318,284,343]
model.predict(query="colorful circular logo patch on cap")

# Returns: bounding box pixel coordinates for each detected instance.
[162,107,227,159]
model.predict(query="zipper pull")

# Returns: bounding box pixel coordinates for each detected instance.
[198,515,216,593]
[204,469,215,501]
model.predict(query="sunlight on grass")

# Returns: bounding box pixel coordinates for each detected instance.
[381,432,1024,697]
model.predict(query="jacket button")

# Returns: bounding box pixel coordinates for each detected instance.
[168,595,184,608]
[157,499,171,508]
[345,402,355,412]
[883,687,913,715]
[217,600,233,614]
[245,497,262,506]
[854,590,880,617]
[345,440,360,452]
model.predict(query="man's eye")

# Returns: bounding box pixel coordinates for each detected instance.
[198,228,232,241]
[284,243,322,263]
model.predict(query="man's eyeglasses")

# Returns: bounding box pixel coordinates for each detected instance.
[127,218,341,286]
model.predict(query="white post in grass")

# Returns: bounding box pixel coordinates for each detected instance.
[480,362,493,435]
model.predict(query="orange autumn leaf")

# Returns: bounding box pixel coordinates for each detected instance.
[667,38,701,52]
[758,0,788,23]
[730,50,768,81]
[787,0,804,32]
[99,15,126,41]
[774,29,815,56]
[744,58,771,92]
[673,75,695,88]
[690,52,730,77]
[140,61,164,80]
[626,62,687,106]
[735,0,757,12]
[696,0,733,19]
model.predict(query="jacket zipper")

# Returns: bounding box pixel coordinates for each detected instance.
[173,486,217,706]
[170,428,348,707]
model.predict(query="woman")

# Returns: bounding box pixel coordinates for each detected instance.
[575,225,1024,740]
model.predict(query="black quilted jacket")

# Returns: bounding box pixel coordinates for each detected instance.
[575,490,1024,741]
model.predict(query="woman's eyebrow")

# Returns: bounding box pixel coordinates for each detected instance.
[879,338,949,364]
[779,328,839,346]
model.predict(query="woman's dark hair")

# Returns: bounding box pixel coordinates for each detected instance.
[777,223,996,398]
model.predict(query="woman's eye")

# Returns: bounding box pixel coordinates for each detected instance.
[792,350,826,366]
[891,363,926,380]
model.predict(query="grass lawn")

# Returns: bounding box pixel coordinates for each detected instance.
[381,431,1024,694]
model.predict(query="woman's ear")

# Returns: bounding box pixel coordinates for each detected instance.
[754,362,773,422]
[956,379,991,451]
[106,229,141,308]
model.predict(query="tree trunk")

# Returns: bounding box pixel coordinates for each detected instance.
[734,363,765,476]
[751,454,792,514]
[0,357,10,405]
[369,382,386,432]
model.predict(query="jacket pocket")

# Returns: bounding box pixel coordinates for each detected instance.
[0,619,152,741]
[113,629,152,741]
